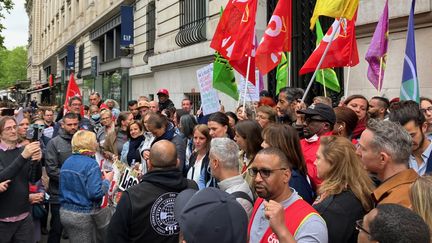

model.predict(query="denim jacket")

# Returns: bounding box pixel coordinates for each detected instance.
[60,154,109,213]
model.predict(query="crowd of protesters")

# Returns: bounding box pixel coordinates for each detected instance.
[0,87,431,243]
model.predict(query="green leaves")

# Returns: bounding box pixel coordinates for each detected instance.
[0,46,27,89]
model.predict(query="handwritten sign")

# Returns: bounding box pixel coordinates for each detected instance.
[238,71,260,102]
[197,64,220,115]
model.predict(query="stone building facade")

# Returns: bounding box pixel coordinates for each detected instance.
[26,0,432,110]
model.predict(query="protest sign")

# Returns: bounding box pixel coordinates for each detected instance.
[197,64,220,115]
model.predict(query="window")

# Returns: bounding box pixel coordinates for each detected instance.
[175,0,207,47]
[184,92,201,114]
[77,45,84,78]
[143,1,155,62]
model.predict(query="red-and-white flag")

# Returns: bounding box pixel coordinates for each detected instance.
[63,73,83,115]
[256,0,292,75]
[210,0,258,84]
[299,14,359,75]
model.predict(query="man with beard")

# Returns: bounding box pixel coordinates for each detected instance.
[297,103,336,189]
[368,96,389,120]
[46,112,79,243]
[157,89,175,112]
[389,100,432,175]
[248,147,327,243]
[276,87,304,124]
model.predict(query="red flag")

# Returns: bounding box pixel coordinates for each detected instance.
[63,73,83,115]
[229,36,257,84]
[256,0,292,75]
[49,74,54,87]
[210,0,258,84]
[299,15,359,75]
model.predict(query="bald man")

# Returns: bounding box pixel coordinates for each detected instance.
[107,141,198,243]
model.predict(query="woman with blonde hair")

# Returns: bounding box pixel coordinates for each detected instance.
[410,175,432,234]
[59,130,113,243]
[314,136,374,243]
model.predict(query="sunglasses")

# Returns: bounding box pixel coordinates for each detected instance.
[248,167,287,178]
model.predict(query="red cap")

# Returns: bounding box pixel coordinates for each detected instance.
[157,89,169,96]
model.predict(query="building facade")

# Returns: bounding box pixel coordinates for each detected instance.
[27,0,432,111]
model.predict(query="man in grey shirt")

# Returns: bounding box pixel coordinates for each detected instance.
[209,138,253,217]
[248,147,328,243]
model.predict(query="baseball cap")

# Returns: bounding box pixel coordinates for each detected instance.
[174,188,248,243]
[297,103,336,125]
[157,89,169,96]
[137,100,150,109]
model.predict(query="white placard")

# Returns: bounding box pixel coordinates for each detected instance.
[197,63,220,115]
[238,71,260,102]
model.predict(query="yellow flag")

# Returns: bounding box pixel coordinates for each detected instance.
[310,0,359,29]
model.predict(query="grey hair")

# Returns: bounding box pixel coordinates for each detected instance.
[366,119,412,165]
[210,138,239,170]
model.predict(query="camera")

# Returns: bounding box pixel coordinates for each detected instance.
[26,124,45,142]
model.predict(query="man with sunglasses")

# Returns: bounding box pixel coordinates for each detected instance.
[297,103,336,190]
[248,147,327,243]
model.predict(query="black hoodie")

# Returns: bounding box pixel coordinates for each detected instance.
[106,168,197,243]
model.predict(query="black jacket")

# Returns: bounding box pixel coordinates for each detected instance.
[106,168,197,243]
[0,147,41,218]
[159,99,175,112]
[313,190,367,243]
[45,128,73,203]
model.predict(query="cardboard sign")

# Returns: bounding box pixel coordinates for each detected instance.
[197,63,220,115]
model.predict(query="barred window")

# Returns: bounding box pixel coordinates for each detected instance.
[144,1,155,63]
[175,0,207,47]
[184,92,201,114]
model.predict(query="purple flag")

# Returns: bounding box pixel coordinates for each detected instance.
[365,0,389,91]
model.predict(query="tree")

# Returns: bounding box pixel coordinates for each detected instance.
[0,46,27,89]
[0,0,13,48]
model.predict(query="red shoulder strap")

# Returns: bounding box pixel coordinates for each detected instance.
[258,199,319,243]
[248,197,264,236]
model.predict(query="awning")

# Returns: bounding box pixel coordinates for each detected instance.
[26,86,51,94]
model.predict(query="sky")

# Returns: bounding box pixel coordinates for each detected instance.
[3,0,28,49]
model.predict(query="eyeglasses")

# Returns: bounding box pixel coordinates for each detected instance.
[256,114,269,120]
[355,219,370,235]
[3,125,17,132]
[420,106,432,114]
[248,167,287,178]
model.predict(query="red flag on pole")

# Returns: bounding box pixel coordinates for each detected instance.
[63,73,83,115]
[210,0,258,84]
[299,15,359,75]
[49,74,54,87]
[256,0,292,75]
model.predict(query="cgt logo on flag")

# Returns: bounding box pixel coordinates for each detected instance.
[255,0,292,75]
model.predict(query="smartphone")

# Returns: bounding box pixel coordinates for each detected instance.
[0,108,14,116]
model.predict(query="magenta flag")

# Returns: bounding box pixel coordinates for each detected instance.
[365,0,389,91]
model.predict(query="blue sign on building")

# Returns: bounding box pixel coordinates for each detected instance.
[67,45,75,70]
[120,5,134,47]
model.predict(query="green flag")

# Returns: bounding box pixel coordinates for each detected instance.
[315,20,340,93]
[213,52,239,100]
[276,52,288,95]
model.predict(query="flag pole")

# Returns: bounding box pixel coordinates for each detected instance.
[345,66,351,98]
[322,70,327,97]
[288,52,292,87]
[302,21,341,102]
[378,56,383,95]
[242,56,252,111]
